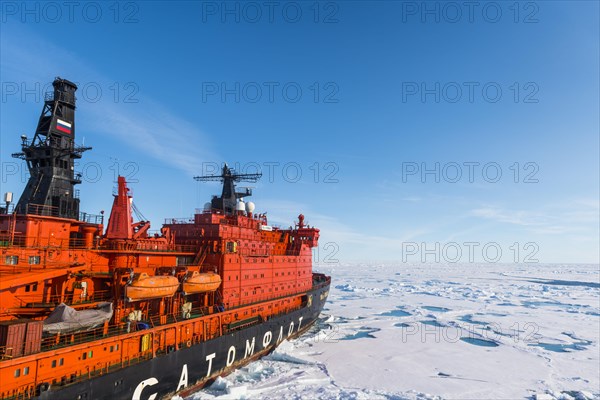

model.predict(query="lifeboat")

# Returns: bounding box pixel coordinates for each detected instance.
[126,273,179,301]
[183,271,222,294]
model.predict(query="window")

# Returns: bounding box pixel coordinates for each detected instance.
[52,360,57,368]
[28,256,40,265]
[14,369,20,378]
[59,358,64,366]
[5,256,18,265]
[23,367,29,376]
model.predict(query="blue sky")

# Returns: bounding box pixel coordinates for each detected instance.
[1,1,598,263]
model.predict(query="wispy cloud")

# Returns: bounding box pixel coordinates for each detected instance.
[401,196,421,202]
[470,207,548,227]
[84,100,215,175]
[470,200,599,236]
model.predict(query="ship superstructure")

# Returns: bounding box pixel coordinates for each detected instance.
[0,77,330,400]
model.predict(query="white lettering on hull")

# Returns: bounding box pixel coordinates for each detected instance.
[262,331,272,348]
[132,315,309,398]
[227,346,236,366]
[132,377,158,400]
[205,353,216,377]
[176,364,188,392]
[245,337,255,357]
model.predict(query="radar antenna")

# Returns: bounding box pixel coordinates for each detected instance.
[194,164,262,214]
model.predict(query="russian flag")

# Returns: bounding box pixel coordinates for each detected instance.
[56,119,72,134]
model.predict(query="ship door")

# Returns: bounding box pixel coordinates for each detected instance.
[140,333,151,352]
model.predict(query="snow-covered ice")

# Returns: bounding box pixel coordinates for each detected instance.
[186,263,600,399]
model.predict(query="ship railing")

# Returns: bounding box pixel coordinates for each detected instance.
[164,217,195,224]
[219,216,273,228]
[167,244,198,253]
[148,313,178,327]
[98,242,197,253]
[24,203,60,217]
[222,286,315,312]
[0,234,99,250]
[0,233,32,248]
[39,322,125,354]
[0,261,72,275]
[7,204,101,223]
[12,290,113,310]
[79,211,104,224]
[0,233,197,252]
[0,204,15,215]
[146,306,213,328]
[35,304,214,354]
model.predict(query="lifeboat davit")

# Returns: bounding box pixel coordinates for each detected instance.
[183,271,221,294]
[126,273,179,301]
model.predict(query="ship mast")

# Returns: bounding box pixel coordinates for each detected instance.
[11,77,91,219]
[194,164,261,214]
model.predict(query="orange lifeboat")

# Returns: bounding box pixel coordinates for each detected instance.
[183,271,222,294]
[126,273,179,301]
